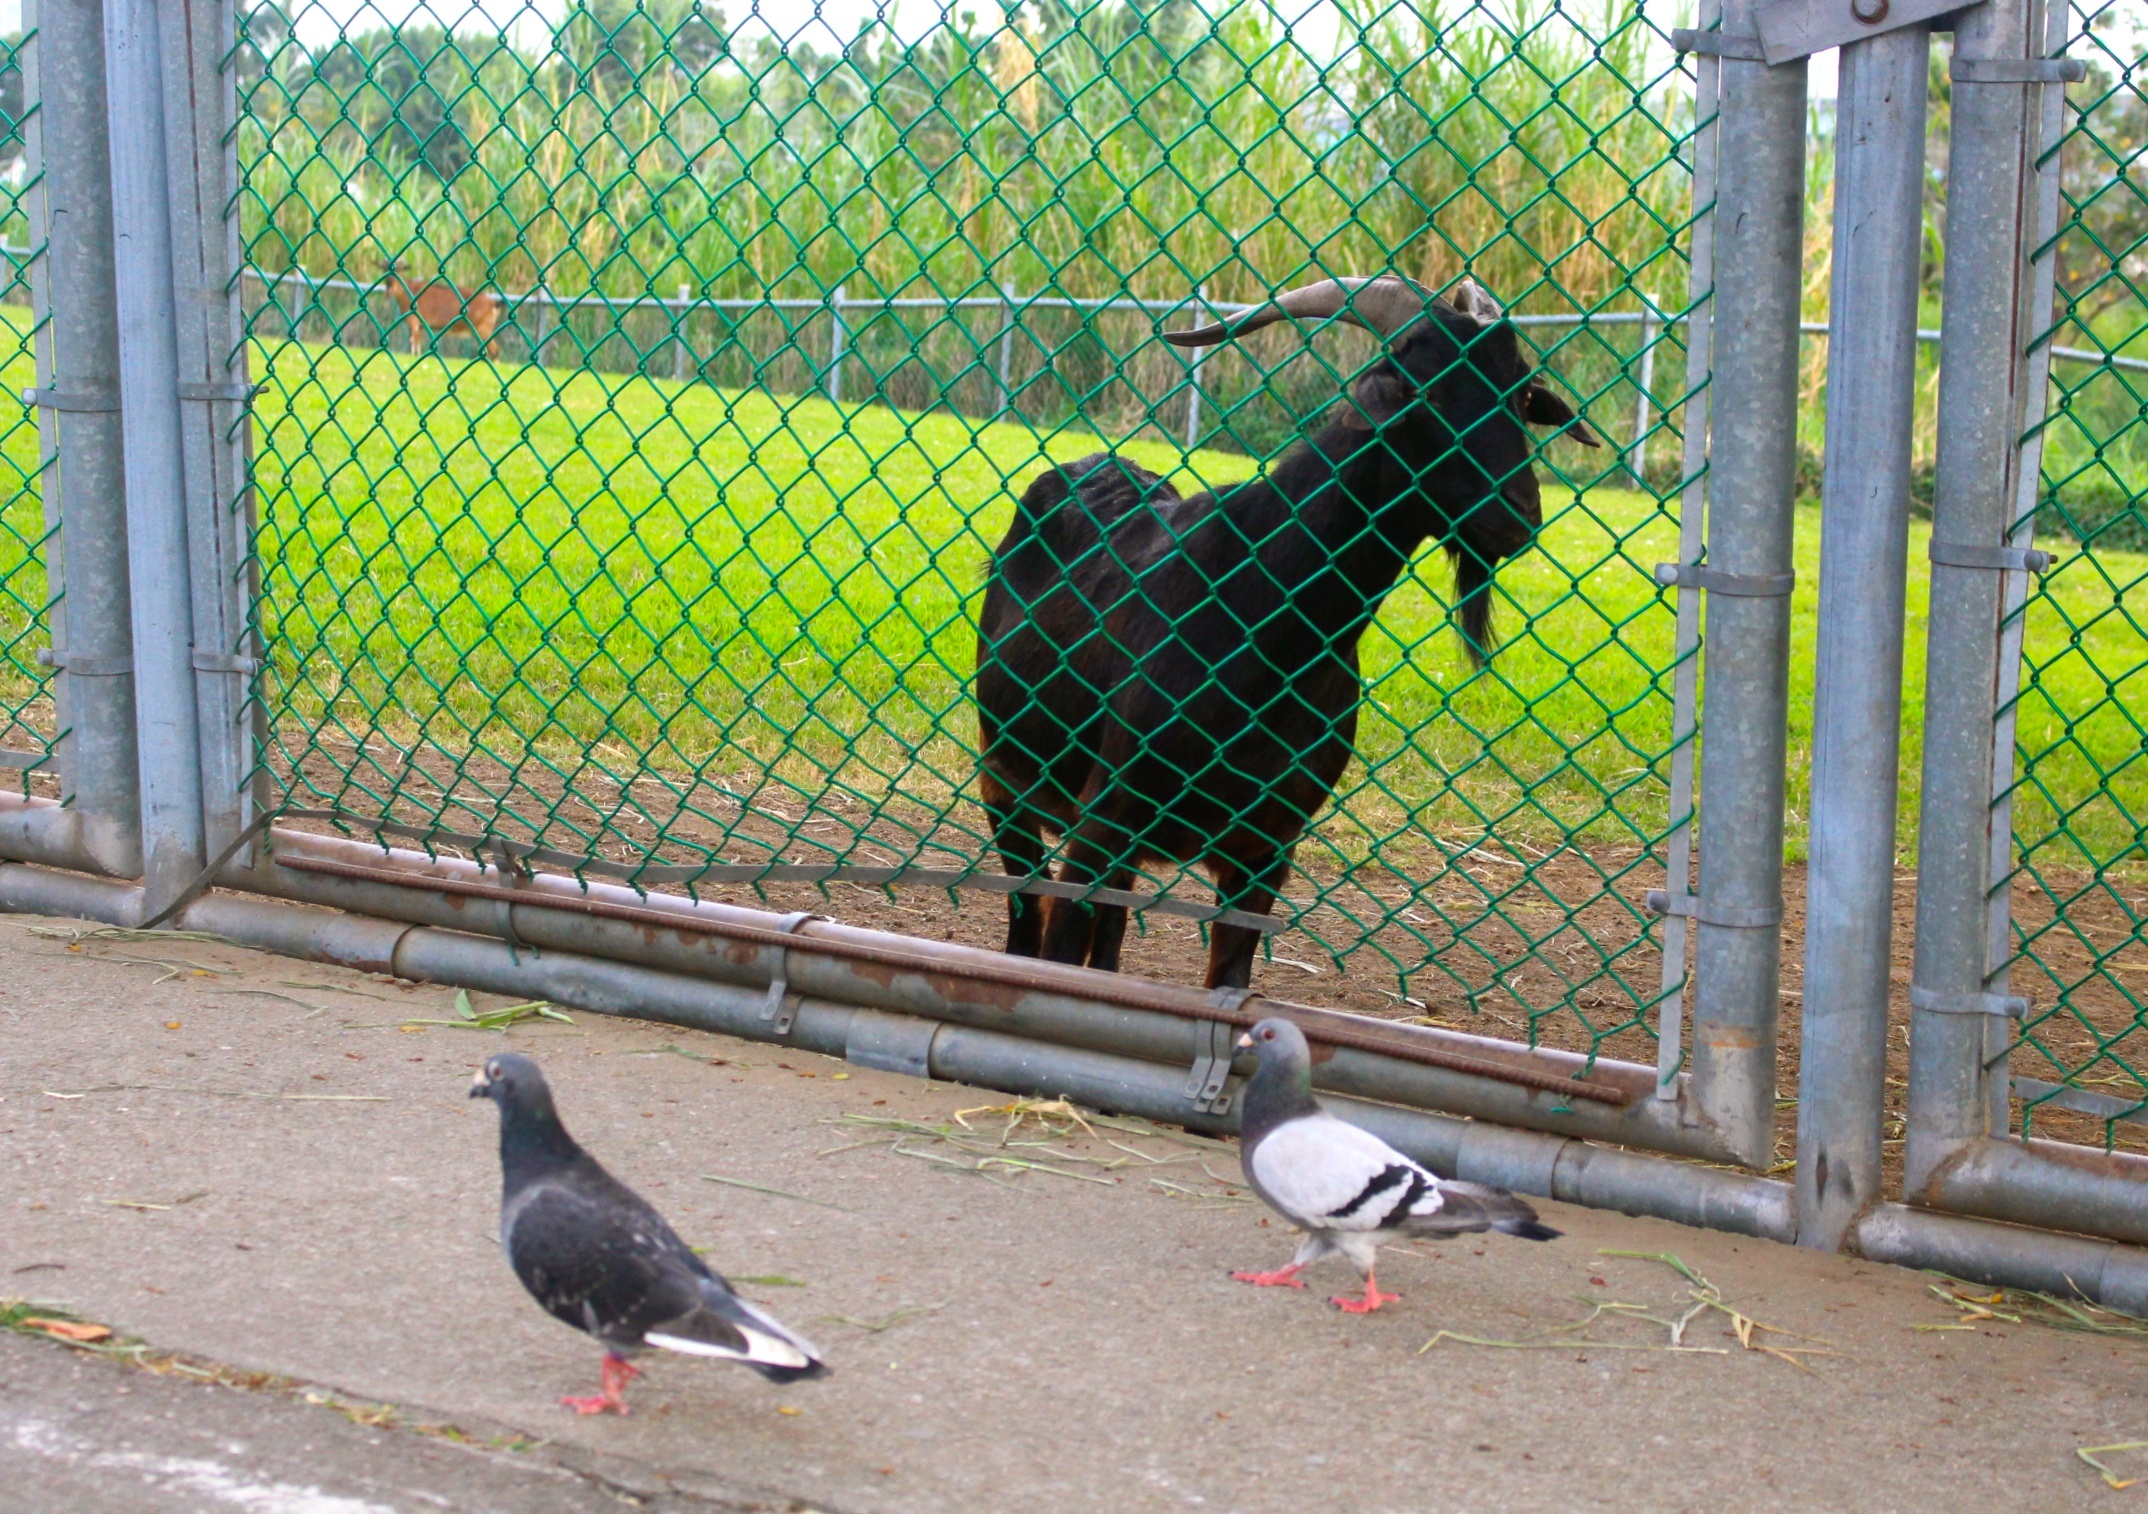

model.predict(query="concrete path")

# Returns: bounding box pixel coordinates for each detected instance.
[0,907,2141,1512]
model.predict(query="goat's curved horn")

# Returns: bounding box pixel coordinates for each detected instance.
[1451,276,1503,325]
[1162,274,1439,348]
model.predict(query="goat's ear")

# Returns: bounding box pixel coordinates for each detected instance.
[1522,383,1602,446]
[1344,368,1415,426]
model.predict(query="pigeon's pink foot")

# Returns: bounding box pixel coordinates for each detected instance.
[1231,1264,1307,1289]
[1330,1269,1400,1314]
[561,1352,640,1414]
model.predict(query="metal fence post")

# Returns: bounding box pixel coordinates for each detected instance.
[1905,0,2060,1198]
[162,0,257,862]
[1184,284,1208,450]
[1629,307,1657,488]
[103,0,206,912]
[21,0,141,877]
[827,284,847,405]
[1683,0,1808,1168]
[996,284,1016,422]
[1795,21,1933,1249]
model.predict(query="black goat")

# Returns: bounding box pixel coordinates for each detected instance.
[975,274,1599,988]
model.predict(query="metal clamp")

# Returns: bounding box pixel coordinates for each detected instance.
[1928,540,2052,574]
[760,910,822,1037]
[1669,28,1766,61]
[1654,562,1795,598]
[190,650,258,675]
[1647,889,1783,930]
[1911,985,2028,1019]
[1187,988,1252,1115]
[36,647,133,678]
[1951,57,2086,85]
[175,381,258,403]
[22,386,118,413]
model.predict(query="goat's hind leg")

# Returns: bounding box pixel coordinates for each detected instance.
[981,773,1047,958]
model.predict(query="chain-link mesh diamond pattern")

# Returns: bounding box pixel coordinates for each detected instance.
[2006,2,2148,1151]
[0,25,49,784]
[235,0,1702,1066]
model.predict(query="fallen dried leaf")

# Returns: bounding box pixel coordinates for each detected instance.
[24,1318,111,1343]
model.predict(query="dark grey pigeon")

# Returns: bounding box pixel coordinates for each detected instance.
[470,1051,828,1414]
[1231,1017,1559,1312]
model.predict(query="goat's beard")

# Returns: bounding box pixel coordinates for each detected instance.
[1448,546,1501,665]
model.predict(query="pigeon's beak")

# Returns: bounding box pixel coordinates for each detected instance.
[469,1068,494,1100]
[1235,1032,1254,1051]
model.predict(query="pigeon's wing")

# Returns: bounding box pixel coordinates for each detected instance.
[1246,1114,1448,1234]
[644,1280,829,1383]
[503,1177,706,1348]
[1409,1179,1562,1242]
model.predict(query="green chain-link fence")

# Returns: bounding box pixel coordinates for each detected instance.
[0,28,49,786]
[2006,2,2147,1154]
[236,0,1702,1065]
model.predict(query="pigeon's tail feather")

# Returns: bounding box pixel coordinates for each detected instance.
[643,1285,830,1384]
[1401,1180,1557,1242]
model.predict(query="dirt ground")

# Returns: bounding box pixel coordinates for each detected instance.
[2,906,2145,1512]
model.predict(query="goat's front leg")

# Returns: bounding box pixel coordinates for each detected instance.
[981,772,1047,958]
[1204,856,1289,990]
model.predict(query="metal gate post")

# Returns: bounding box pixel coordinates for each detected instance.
[103,0,206,912]
[21,0,141,877]
[160,0,259,860]
[1905,0,2074,1198]
[1795,22,1933,1248]
[1683,0,1809,1168]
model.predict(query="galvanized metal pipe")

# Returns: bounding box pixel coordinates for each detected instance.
[215,825,1748,1163]
[103,0,205,913]
[0,859,1790,1239]
[18,859,2148,1311]
[1854,1202,2148,1318]
[1796,23,1932,1250]
[1686,0,1808,1168]
[1905,0,2041,1197]
[157,0,257,860]
[1913,1134,2148,1249]
[22,0,141,878]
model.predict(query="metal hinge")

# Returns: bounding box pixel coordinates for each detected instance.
[36,647,133,677]
[1669,28,1765,62]
[1186,989,1250,1115]
[1654,563,1796,598]
[1646,889,1783,931]
[1910,985,2028,1019]
[1951,57,2086,85]
[1927,540,2052,573]
[22,386,118,413]
[759,911,822,1037]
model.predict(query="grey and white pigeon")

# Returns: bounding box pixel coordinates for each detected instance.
[1231,1017,1560,1312]
[470,1051,828,1414]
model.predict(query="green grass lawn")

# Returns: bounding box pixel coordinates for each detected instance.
[1,319,2140,876]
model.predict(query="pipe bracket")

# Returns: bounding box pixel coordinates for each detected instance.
[1951,57,2085,84]
[760,910,822,1037]
[22,386,119,413]
[1646,889,1782,930]
[175,381,258,403]
[1669,27,1766,61]
[1187,988,1251,1114]
[190,650,258,675]
[1911,985,2028,1019]
[1654,562,1795,597]
[36,647,133,677]
[1928,539,2052,573]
